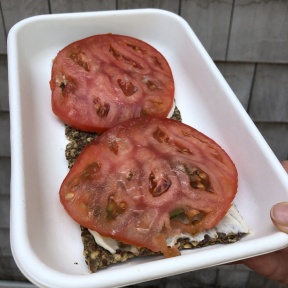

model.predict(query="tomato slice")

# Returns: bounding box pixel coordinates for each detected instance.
[59,117,238,257]
[50,34,174,133]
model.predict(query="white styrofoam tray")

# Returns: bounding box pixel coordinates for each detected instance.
[8,8,288,288]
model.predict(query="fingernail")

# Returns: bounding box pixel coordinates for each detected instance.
[271,202,288,226]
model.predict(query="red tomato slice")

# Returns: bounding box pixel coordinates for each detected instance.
[50,34,174,133]
[59,117,238,257]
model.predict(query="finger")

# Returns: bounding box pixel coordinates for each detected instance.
[240,247,288,285]
[270,161,288,232]
[270,202,288,233]
[281,160,288,173]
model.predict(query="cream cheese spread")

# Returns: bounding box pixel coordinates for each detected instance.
[89,204,249,254]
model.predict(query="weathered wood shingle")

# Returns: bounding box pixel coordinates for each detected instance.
[0,112,10,157]
[255,122,288,160]
[215,61,255,110]
[0,8,6,54]
[227,0,288,62]
[249,64,288,122]
[0,157,10,196]
[118,0,180,12]
[180,0,233,60]
[50,0,117,13]
[0,55,9,111]
[1,0,50,33]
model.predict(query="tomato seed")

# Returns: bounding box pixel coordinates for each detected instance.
[70,51,90,71]
[59,82,66,91]
[93,97,110,118]
[146,80,159,90]
[106,195,126,220]
[152,127,170,143]
[109,45,122,60]
[65,192,74,200]
[108,140,119,155]
[123,55,143,69]
[151,56,163,70]
[127,171,134,180]
[149,171,171,197]
[126,43,146,53]
[117,79,138,96]
[184,165,212,192]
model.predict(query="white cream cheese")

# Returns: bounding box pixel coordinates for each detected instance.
[89,204,249,254]
[166,205,249,247]
[88,230,120,254]
[167,100,176,118]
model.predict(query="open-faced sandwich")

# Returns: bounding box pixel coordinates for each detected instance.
[50,34,248,273]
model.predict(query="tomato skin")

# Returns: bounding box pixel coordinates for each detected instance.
[50,34,174,133]
[60,117,238,257]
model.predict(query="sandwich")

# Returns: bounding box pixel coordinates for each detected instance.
[50,34,248,273]
[60,116,248,272]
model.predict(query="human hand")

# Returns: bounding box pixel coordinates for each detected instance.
[270,161,288,234]
[240,160,288,285]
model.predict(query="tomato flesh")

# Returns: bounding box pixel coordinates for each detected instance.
[50,34,174,133]
[59,117,238,257]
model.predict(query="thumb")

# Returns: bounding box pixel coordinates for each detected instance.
[281,160,288,173]
[270,202,288,233]
[269,161,288,233]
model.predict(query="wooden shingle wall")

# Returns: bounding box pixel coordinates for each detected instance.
[0,0,287,286]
